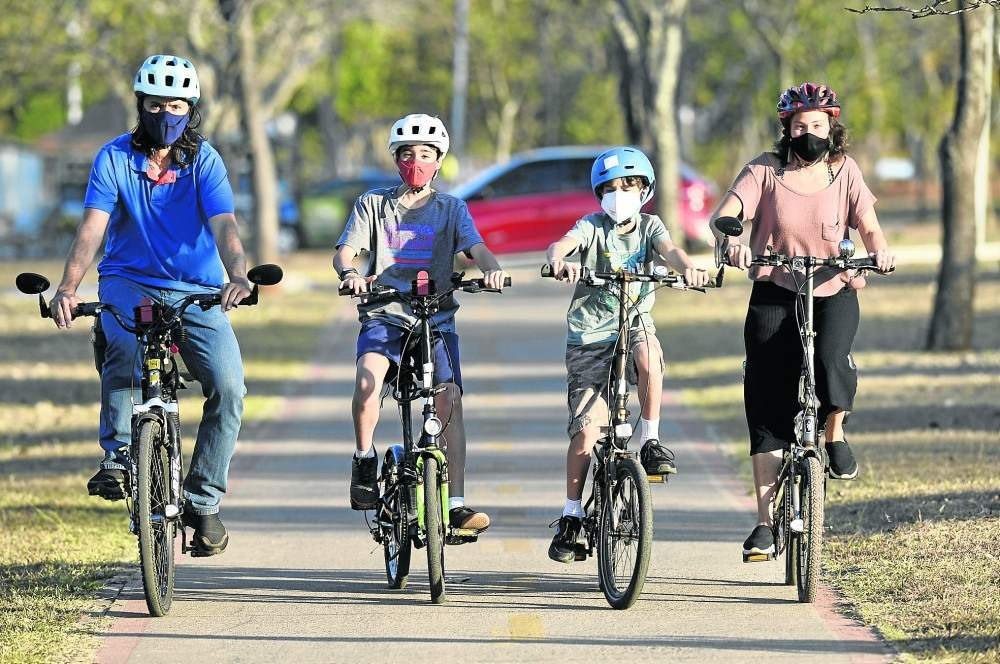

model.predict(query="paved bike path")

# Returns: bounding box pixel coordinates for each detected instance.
[93,267,892,663]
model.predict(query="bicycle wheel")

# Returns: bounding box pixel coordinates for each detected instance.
[381,453,411,589]
[136,419,176,616]
[423,456,446,604]
[795,456,825,603]
[597,457,653,609]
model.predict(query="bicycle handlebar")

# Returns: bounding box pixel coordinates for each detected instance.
[540,263,724,290]
[338,274,512,304]
[748,254,895,272]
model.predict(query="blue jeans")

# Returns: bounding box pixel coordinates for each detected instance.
[98,275,246,515]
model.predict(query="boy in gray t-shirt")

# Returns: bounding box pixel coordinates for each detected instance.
[333,114,507,533]
[544,147,710,564]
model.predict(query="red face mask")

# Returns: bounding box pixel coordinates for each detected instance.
[397,159,438,189]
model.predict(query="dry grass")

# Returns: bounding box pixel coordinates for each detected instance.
[0,252,338,663]
[655,260,1000,663]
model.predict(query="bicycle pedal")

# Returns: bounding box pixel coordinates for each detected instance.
[573,543,589,561]
[446,535,478,545]
[742,552,775,563]
[646,474,668,483]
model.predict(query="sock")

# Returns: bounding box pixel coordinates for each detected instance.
[563,498,584,518]
[637,418,659,442]
[354,447,375,459]
[449,496,464,511]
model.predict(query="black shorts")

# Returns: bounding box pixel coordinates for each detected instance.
[743,281,859,456]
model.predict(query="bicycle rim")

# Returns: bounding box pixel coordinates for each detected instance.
[423,456,446,604]
[597,457,653,609]
[136,420,176,616]
[796,456,825,603]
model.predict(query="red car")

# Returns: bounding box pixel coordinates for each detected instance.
[449,146,716,254]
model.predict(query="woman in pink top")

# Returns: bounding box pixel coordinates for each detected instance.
[708,83,896,560]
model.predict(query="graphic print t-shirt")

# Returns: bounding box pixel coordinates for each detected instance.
[336,187,483,331]
[564,212,669,346]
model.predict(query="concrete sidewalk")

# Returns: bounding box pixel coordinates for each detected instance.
[93,267,893,663]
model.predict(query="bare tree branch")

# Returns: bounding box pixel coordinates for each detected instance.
[846,0,999,18]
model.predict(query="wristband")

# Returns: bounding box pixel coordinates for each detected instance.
[338,268,359,281]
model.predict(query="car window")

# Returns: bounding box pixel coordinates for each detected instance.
[484,159,587,197]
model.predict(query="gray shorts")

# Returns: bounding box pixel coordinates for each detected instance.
[565,330,664,438]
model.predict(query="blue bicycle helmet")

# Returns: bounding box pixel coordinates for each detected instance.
[590,146,656,205]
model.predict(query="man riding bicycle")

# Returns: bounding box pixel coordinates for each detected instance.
[48,54,251,556]
[334,113,508,533]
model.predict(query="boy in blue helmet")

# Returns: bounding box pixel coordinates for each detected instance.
[545,146,710,563]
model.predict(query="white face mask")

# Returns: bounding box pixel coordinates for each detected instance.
[601,189,643,224]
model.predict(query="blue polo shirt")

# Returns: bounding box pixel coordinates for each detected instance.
[85,133,234,291]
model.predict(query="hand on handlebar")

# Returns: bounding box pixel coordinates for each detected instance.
[870,248,896,274]
[341,274,373,295]
[726,244,752,270]
[482,268,508,290]
[221,278,253,311]
[50,290,81,329]
[684,268,711,288]
[549,259,582,284]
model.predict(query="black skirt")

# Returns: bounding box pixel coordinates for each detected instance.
[743,280,859,455]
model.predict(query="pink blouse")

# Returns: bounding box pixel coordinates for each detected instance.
[729,152,877,296]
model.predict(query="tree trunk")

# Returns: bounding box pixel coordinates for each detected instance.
[649,0,686,249]
[611,0,688,246]
[926,5,993,350]
[233,3,279,265]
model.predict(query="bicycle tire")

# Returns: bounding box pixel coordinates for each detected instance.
[795,456,825,603]
[381,453,412,589]
[423,456,446,604]
[597,457,653,609]
[780,473,796,586]
[136,419,176,616]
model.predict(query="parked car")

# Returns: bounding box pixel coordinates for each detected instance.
[296,169,400,249]
[448,146,716,254]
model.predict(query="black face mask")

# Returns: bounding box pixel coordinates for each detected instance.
[789,133,830,162]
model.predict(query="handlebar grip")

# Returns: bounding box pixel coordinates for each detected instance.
[75,302,101,318]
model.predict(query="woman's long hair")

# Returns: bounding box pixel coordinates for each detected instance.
[772,116,849,167]
[130,97,205,167]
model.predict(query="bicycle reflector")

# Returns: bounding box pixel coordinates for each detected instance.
[135,297,158,328]
[414,270,434,296]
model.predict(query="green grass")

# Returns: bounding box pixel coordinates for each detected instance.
[0,252,338,663]
[655,260,1000,662]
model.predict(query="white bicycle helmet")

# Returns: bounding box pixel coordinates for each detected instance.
[134,54,200,105]
[387,114,450,158]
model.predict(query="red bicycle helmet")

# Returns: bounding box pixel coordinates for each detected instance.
[777,82,840,119]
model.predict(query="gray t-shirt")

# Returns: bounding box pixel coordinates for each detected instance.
[337,187,483,331]
[564,212,670,346]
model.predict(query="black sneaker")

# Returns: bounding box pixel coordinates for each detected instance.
[826,440,859,480]
[640,439,677,475]
[182,510,229,557]
[547,515,583,564]
[742,524,774,560]
[449,506,490,532]
[87,449,127,501]
[350,453,379,510]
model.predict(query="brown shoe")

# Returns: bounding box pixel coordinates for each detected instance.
[449,506,490,532]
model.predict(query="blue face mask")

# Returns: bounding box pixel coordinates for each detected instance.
[140,109,190,147]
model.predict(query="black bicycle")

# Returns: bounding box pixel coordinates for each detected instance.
[542,262,724,609]
[716,216,893,602]
[15,265,282,616]
[340,270,509,604]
